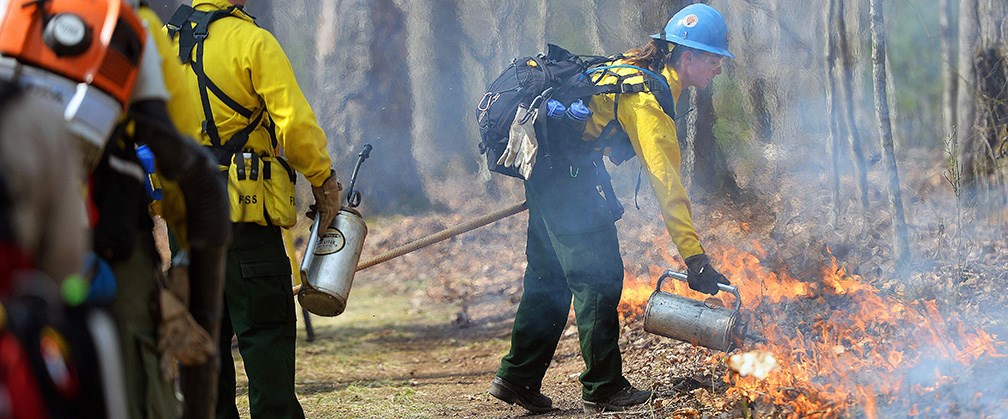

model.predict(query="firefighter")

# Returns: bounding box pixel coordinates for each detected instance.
[99,3,231,418]
[0,84,87,292]
[490,4,734,414]
[0,1,229,417]
[166,1,342,417]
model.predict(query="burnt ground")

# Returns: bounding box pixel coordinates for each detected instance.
[224,147,1008,418]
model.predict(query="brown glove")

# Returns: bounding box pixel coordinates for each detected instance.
[311,170,342,235]
[158,290,215,379]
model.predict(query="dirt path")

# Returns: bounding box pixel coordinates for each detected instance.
[231,278,606,418]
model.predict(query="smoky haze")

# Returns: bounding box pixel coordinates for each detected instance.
[148,1,1007,414]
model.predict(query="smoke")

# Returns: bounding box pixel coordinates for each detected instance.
[247,2,1007,414]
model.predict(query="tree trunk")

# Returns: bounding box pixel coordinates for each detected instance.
[689,84,743,202]
[403,0,477,179]
[243,2,273,30]
[314,0,430,215]
[869,0,911,267]
[966,0,1008,206]
[940,0,958,139]
[836,0,870,214]
[826,0,843,227]
[678,1,741,202]
[955,0,980,196]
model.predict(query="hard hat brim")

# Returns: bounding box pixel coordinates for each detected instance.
[650,34,735,59]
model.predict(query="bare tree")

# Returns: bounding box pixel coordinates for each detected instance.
[826,0,843,226]
[836,0,870,214]
[966,0,1008,206]
[940,0,958,139]
[869,0,911,266]
[313,0,430,214]
[955,0,980,196]
[403,0,477,180]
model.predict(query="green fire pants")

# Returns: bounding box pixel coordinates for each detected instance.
[111,246,178,419]
[216,223,304,419]
[496,160,631,402]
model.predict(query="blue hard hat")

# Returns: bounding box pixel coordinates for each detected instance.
[651,4,734,58]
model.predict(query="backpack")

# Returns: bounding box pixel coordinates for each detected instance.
[475,44,676,179]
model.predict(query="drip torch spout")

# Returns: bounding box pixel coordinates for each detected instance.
[345,144,372,208]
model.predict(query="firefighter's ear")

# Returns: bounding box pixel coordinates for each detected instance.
[43,13,92,56]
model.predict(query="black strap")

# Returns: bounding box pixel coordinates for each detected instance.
[634,165,643,210]
[234,152,246,180]
[595,65,676,213]
[592,154,624,221]
[206,77,252,118]
[168,5,272,166]
[232,152,259,181]
[208,109,264,165]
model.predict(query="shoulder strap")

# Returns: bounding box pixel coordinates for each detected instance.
[584,64,676,122]
[167,5,270,165]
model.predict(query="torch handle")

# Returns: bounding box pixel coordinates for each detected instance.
[657,269,742,311]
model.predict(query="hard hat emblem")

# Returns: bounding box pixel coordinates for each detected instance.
[682,14,699,28]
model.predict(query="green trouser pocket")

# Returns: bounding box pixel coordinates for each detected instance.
[239,258,294,327]
[262,156,297,228]
[227,152,266,225]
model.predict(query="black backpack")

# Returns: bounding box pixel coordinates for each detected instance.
[475,44,675,179]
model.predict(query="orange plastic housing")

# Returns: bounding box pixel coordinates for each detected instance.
[0,0,145,108]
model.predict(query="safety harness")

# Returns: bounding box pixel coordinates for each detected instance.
[166,5,277,166]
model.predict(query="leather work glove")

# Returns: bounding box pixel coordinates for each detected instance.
[310,171,342,235]
[158,290,215,380]
[497,104,539,180]
[685,253,731,295]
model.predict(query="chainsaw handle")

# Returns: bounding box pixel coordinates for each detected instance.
[657,270,742,311]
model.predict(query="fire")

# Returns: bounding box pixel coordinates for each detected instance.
[619,244,1005,417]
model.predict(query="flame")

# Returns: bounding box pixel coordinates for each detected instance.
[619,244,1005,417]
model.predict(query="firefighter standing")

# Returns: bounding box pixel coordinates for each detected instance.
[167,1,342,417]
[101,3,230,418]
[490,4,734,414]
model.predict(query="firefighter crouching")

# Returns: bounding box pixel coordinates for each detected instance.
[0,0,230,417]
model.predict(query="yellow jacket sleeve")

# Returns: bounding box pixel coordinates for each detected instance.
[619,92,704,258]
[585,63,705,259]
[244,30,331,186]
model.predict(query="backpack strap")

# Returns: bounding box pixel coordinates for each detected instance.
[167,5,272,165]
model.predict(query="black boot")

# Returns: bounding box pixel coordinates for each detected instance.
[582,385,652,414]
[488,376,552,414]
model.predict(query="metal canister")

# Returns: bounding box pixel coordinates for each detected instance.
[643,270,746,352]
[298,207,367,316]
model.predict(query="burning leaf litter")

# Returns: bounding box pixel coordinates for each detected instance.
[619,245,1006,417]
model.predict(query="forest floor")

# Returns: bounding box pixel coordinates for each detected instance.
[228,148,1008,418]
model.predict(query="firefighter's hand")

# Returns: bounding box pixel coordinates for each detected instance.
[157,291,215,379]
[685,254,730,295]
[310,171,342,235]
[166,262,190,307]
